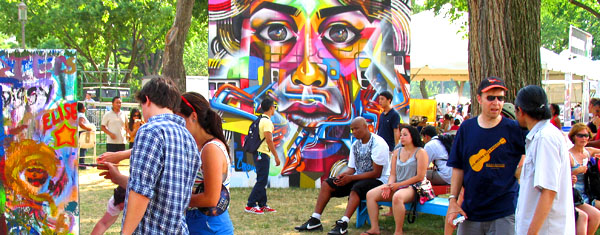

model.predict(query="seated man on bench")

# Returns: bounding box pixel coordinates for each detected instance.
[420,125,452,185]
[294,117,390,235]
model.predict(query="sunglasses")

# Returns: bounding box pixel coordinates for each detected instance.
[486,95,505,102]
[575,134,590,138]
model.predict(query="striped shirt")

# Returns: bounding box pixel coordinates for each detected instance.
[124,113,200,234]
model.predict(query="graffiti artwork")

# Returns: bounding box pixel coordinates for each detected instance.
[209,0,411,187]
[0,50,79,234]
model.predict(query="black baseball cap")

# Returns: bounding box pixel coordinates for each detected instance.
[478,76,507,94]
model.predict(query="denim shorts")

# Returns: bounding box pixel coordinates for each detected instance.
[186,209,234,235]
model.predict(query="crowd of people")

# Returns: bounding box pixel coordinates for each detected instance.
[76,75,600,235]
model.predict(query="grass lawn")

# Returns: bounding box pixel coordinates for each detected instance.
[79,168,446,234]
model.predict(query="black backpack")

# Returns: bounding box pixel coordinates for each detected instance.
[584,157,600,202]
[242,115,267,153]
[435,134,455,155]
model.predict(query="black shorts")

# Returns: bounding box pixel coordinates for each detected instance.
[325,178,383,200]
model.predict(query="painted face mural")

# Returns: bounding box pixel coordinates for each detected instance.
[0,50,78,234]
[209,0,410,187]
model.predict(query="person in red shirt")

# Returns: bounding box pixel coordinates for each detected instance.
[450,119,461,131]
[549,103,562,130]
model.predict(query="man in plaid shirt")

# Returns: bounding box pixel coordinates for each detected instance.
[102,77,200,234]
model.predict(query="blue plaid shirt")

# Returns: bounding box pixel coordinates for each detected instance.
[123,113,200,234]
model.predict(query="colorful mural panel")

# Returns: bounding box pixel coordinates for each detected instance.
[0,49,78,234]
[209,0,411,187]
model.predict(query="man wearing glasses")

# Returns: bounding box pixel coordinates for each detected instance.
[444,77,527,235]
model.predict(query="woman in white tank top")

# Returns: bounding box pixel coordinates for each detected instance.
[179,92,234,235]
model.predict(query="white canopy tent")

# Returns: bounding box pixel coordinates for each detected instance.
[410,10,468,82]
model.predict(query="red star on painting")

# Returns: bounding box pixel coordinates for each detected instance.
[55,124,77,147]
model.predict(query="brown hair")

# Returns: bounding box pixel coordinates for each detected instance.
[179,92,230,155]
[135,77,180,111]
[568,123,592,144]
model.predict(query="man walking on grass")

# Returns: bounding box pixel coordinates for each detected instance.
[245,98,281,214]
[295,117,390,235]
[101,77,200,234]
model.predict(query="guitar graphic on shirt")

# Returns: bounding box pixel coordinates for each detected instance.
[469,137,507,172]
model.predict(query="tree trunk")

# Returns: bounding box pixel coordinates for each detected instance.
[455,81,465,103]
[419,80,429,99]
[467,0,541,116]
[162,0,194,92]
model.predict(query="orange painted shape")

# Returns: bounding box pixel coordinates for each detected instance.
[55,124,77,147]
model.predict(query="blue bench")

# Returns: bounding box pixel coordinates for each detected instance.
[356,197,449,228]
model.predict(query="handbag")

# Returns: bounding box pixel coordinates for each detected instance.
[407,178,436,223]
[194,183,230,216]
[412,178,436,204]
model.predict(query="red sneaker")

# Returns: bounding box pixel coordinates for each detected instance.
[244,206,264,215]
[261,206,277,213]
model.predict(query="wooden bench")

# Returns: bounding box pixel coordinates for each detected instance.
[355,197,449,228]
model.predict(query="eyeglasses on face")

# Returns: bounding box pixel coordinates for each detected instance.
[486,95,505,102]
[575,133,590,138]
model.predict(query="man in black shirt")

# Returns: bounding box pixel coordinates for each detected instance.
[376,91,400,152]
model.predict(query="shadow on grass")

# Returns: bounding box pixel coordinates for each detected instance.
[80,174,445,235]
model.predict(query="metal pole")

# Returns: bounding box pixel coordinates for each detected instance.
[20,20,25,48]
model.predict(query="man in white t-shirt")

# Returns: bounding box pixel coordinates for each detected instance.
[101,97,127,152]
[420,125,452,185]
[295,117,390,235]
[515,85,575,234]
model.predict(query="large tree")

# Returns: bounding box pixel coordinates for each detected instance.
[467,0,541,114]
[424,0,542,115]
[161,0,194,92]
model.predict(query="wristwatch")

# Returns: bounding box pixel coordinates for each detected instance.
[448,195,458,201]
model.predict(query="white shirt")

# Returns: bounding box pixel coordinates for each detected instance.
[516,120,575,235]
[424,138,452,184]
[77,112,92,132]
[101,110,127,144]
[348,134,390,183]
[574,107,582,120]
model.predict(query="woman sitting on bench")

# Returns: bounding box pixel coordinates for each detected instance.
[362,125,429,235]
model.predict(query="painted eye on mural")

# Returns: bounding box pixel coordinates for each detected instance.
[322,24,358,44]
[258,23,294,43]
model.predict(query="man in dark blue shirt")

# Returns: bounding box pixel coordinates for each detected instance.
[376,91,400,152]
[445,77,526,235]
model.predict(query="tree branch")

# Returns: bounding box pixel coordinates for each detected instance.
[61,30,100,72]
[570,0,600,19]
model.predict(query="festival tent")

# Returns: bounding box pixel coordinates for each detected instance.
[410,10,468,82]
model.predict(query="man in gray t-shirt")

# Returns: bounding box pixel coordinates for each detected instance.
[421,125,451,185]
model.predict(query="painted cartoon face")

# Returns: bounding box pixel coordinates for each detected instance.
[243,0,384,127]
